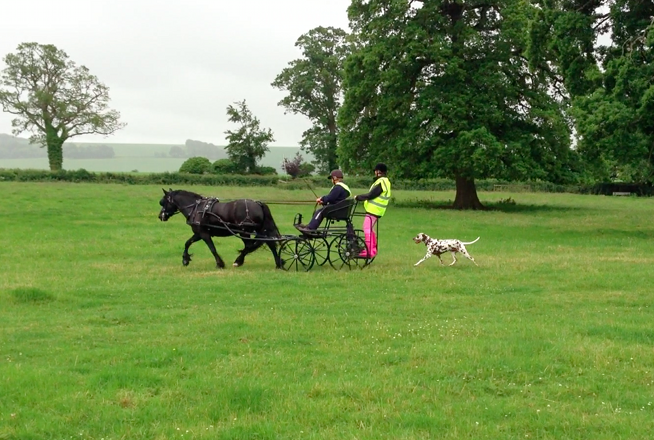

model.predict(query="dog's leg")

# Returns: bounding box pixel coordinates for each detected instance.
[436,254,445,266]
[449,252,457,266]
[461,249,478,266]
[414,253,432,266]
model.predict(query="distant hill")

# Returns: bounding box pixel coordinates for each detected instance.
[0,134,310,173]
[0,133,45,158]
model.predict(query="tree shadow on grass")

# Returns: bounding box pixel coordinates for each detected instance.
[394,198,584,213]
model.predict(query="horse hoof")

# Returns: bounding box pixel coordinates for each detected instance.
[233,262,241,267]
[182,260,190,267]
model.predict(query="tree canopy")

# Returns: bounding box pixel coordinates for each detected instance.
[0,43,125,170]
[530,1,654,183]
[338,0,579,208]
[224,100,274,174]
[272,26,350,173]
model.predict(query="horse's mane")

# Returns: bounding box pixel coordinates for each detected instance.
[175,189,204,199]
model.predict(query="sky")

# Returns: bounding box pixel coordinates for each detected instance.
[0,0,352,146]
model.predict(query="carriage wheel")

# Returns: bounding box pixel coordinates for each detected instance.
[311,237,330,267]
[279,238,315,272]
[329,231,371,270]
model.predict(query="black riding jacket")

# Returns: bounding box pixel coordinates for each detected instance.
[354,180,383,201]
[321,184,351,205]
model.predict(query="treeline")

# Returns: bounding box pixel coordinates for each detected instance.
[63,144,114,159]
[0,134,116,159]
[168,139,228,160]
[0,135,229,160]
[0,134,43,158]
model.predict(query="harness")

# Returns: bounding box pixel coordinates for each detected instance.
[186,197,258,229]
[187,197,220,226]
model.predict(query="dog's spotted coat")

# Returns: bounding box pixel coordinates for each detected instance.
[412,232,479,267]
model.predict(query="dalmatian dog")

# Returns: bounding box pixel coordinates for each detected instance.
[412,233,479,267]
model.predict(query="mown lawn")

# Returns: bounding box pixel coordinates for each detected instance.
[1,182,653,439]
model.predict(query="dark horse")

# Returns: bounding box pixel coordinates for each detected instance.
[158,188,282,269]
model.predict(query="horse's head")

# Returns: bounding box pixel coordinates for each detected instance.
[158,188,178,221]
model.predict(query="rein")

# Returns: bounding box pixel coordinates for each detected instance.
[169,201,198,218]
[210,199,316,205]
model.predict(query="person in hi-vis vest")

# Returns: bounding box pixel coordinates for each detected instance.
[297,169,352,232]
[354,163,391,258]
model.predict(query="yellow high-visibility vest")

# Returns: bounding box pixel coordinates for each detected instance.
[335,181,352,198]
[363,177,391,217]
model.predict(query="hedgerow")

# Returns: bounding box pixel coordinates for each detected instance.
[1,168,651,195]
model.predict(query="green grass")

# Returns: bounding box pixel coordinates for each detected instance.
[0,145,306,173]
[1,183,654,439]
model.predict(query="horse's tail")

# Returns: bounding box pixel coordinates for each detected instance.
[259,201,281,239]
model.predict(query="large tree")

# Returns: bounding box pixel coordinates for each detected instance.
[0,43,125,171]
[530,1,654,183]
[339,0,578,209]
[272,26,350,173]
[224,100,274,174]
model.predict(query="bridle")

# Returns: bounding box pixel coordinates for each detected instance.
[160,194,197,220]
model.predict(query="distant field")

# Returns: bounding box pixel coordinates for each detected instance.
[0,144,308,173]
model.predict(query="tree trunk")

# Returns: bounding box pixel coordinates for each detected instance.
[453,176,486,210]
[45,124,64,171]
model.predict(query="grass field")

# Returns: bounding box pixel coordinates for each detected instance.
[1,183,654,439]
[0,145,305,173]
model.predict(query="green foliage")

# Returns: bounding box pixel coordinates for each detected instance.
[532,2,654,183]
[224,100,274,173]
[212,158,240,174]
[298,162,315,177]
[0,43,125,171]
[0,168,281,186]
[179,156,211,174]
[272,27,350,172]
[339,0,577,209]
[252,166,278,176]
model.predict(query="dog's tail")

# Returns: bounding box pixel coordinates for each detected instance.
[462,237,480,245]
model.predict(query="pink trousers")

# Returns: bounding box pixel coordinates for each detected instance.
[362,214,378,257]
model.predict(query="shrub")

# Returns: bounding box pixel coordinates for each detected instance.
[212,158,239,175]
[253,166,278,175]
[298,163,315,177]
[282,153,313,178]
[179,157,211,174]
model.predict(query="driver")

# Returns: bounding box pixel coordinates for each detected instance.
[297,169,351,232]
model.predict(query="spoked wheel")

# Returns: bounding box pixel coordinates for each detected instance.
[279,237,315,272]
[329,231,372,270]
[311,237,330,267]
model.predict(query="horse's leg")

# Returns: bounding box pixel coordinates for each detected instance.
[266,240,282,269]
[183,233,202,266]
[234,233,264,267]
[198,232,225,269]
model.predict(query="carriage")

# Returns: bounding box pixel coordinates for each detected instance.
[278,198,377,271]
[158,189,378,271]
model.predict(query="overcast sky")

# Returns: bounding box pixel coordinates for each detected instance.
[0,0,351,146]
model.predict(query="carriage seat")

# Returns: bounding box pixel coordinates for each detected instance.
[321,198,356,222]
